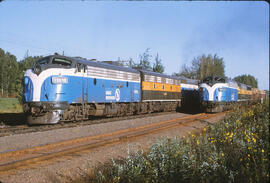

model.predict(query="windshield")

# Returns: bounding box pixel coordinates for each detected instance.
[36,57,49,65]
[52,58,72,66]
[202,76,226,85]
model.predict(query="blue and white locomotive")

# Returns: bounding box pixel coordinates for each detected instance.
[199,75,238,112]
[23,55,141,124]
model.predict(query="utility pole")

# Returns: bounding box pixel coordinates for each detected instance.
[24,49,29,59]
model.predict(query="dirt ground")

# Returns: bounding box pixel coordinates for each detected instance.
[0,112,225,183]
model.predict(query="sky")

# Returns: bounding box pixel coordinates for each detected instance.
[0,1,269,90]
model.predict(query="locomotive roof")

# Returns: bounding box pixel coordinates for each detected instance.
[44,55,140,74]
[73,57,140,74]
[139,70,181,80]
[176,76,199,85]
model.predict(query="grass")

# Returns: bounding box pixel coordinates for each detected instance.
[0,98,23,113]
[83,101,269,183]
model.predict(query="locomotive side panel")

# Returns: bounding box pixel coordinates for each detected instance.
[140,71,181,102]
[141,81,181,101]
[86,65,140,103]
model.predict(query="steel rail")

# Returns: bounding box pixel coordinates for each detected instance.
[0,112,225,175]
[0,111,177,137]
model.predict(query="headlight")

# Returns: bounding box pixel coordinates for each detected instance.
[52,77,68,84]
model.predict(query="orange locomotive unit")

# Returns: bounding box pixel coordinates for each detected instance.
[139,70,182,113]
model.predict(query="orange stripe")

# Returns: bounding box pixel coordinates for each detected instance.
[142,81,181,92]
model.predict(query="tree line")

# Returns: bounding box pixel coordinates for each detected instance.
[174,54,258,88]
[0,48,41,98]
[0,47,259,99]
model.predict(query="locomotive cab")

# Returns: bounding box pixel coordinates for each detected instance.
[32,56,73,75]
[23,55,75,124]
[199,75,238,112]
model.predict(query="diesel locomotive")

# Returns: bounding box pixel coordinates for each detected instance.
[23,54,199,124]
[199,75,266,112]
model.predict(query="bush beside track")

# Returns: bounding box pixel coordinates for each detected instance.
[84,101,269,183]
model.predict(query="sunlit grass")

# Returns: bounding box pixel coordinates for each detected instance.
[0,98,22,113]
[88,101,269,183]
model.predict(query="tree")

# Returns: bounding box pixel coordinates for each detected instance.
[173,64,194,78]
[0,49,19,97]
[18,55,41,72]
[0,48,41,98]
[152,53,164,73]
[137,48,152,71]
[234,74,258,88]
[126,58,136,68]
[175,54,225,80]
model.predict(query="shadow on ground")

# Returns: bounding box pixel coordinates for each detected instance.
[0,113,26,126]
[177,106,203,115]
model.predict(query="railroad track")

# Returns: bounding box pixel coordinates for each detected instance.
[0,111,178,137]
[0,112,226,175]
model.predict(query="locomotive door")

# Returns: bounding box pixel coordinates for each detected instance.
[130,82,134,102]
[82,64,88,103]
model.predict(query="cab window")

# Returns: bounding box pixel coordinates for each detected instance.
[36,58,49,65]
[52,58,72,66]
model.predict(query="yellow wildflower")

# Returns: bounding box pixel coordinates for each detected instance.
[248,110,254,116]
[197,140,199,145]
[229,133,233,138]
[252,137,256,143]
[262,149,264,153]
[203,128,206,132]
[226,132,230,136]
[254,149,257,153]
[247,138,250,143]
[221,153,224,157]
